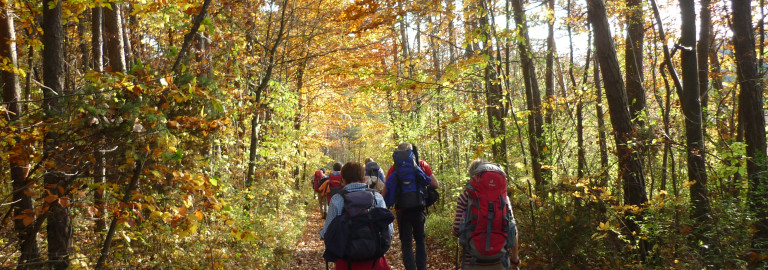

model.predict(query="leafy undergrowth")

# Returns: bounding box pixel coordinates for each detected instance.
[10,179,313,269]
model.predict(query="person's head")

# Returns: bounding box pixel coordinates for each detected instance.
[341,162,365,184]
[364,157,374,164]
[332,162,343,171]
[320,168,326,173]
[468,158,490,177]
[397,142,412,151]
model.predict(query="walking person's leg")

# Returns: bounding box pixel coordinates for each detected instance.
[414,209,427,270]
[398,210,416,270]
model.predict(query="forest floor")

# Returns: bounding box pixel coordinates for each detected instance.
[288,204,457,269]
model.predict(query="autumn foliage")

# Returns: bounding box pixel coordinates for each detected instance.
[1,0,767,269]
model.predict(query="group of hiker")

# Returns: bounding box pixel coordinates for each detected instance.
[312,142,521,270]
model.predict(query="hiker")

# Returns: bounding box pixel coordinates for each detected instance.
[319,162,344,204]
[383,142,439,270]
[453,159,520,270]
[364,158,386,194]
[321,162,394,270]
[313,168,329,218]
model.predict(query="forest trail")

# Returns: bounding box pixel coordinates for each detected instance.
[289,203,458,269]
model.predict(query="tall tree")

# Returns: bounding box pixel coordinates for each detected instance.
[512,0,546,191]
[587,0,648,259]
[246,0,290,186]
[91,5,108,234]
[103,2,126,72]
[480,0,507,165]
[594,53,609,187]
[732,0,768,251]
[92,6,103,72]
[544,0,555,125]
[625,0,645,126]
[2,0,40,267]
[697,0,712,136]
[42,0,70,268]
[679,0,714,261]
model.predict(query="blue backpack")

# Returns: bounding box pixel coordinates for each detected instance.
[384,149,430,209]
[323,190,394,263]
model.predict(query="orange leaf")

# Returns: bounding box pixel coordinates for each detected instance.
[58,197,70,207]
[22,216,34,226]
[44,195,58,204]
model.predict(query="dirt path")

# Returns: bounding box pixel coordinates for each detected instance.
[289,205,457,270]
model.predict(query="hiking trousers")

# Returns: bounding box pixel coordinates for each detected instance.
[397,208,426,270]
[317,193,328,218]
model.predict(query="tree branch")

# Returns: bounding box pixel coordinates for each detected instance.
[170,0,213,75]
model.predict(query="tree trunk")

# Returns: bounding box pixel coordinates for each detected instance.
[594,55,609,187]
[697,0,712,138]
[710,43,728,142]
[77,13,89,72]
[95,160,144,269]
[42,0,70,269]
[92,7,103,72]
[90,5,108,235]
[760,0,765,69]
[121,3,133,68]
[246,113,262,187]
[2,1,41,267]
[246,0,290,185]
[625,0,645,126]
[513,0,546,191]
[679,0,714,261]
[587,0,648,260]
[732,0,768,251]
[481,0,507,166]
[544,0,555,126]
[103,2,126,72]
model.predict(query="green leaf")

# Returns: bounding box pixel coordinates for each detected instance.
[209,176,219,187]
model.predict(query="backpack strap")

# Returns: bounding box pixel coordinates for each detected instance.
[368,189,377,208]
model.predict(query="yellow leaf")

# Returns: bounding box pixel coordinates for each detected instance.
[150,211,163,219]
[194,211,203,221]
[683,180,697,188]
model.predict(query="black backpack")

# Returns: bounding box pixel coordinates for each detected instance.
[323,189,395,263]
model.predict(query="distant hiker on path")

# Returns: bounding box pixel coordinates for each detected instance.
[384,142,439,270]
[320,162,394,270]
[313,168,328,218]
[364,157,386,194]
[453,159,520,270]
[319,162,344,206]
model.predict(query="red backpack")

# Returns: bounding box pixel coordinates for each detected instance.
[458,163,516,267]
[313,170,326,192]
[326,172,344,202]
